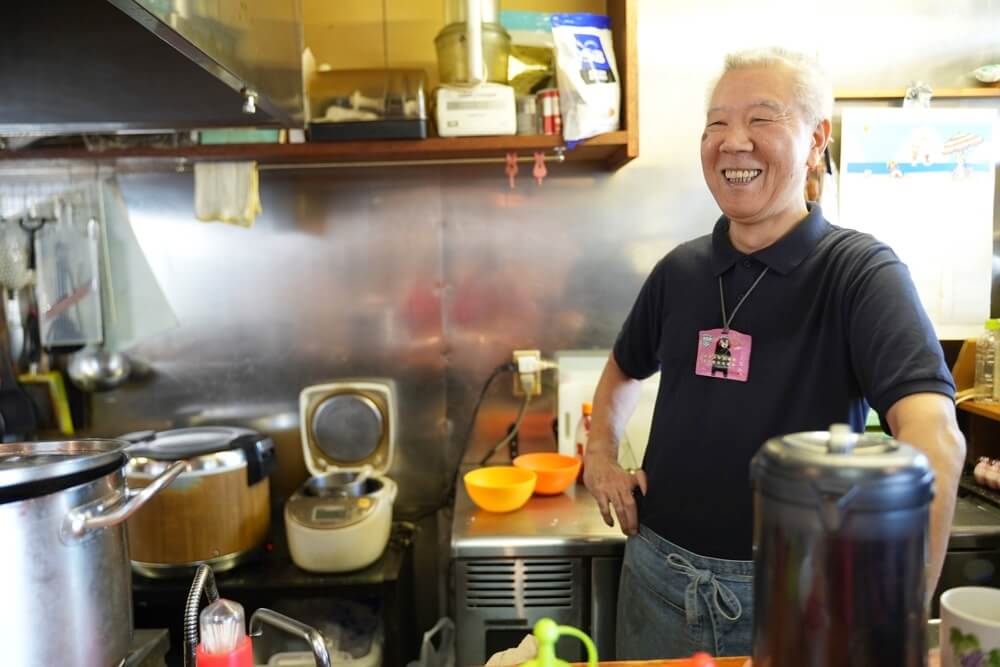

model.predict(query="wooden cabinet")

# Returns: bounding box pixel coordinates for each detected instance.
[1,0,639,170]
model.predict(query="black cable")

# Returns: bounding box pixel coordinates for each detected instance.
[477,389,530,466]
[408,361,516,523]
[461,361,516,459]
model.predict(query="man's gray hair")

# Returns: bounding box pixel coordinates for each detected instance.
[710,47,833,126]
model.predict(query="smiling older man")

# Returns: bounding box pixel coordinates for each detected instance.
[583,47,965,659]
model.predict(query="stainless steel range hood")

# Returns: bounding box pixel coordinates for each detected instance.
[0,0,304,134]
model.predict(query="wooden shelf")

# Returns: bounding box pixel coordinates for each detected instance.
[0,0,639,170]
[959,400,1000,422]
[0,131,632,169]
[836,87,1000,100]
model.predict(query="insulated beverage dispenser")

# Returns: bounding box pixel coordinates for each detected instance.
[751,425,934,666]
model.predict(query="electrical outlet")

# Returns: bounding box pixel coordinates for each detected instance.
[512,349,544,396]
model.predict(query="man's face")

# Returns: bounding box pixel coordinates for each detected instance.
[700,64,826,228]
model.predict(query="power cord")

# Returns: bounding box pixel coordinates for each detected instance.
[407,361,516,523]
[408,356,558,522]
[477,373,534,466]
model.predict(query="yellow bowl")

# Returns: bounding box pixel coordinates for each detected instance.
[464,466,537,513]
[513,452,581,495]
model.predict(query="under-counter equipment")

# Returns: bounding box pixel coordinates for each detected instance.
[450,471,624,666]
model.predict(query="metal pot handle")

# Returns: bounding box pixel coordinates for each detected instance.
[249,608,332,667]
[63,460,187,540]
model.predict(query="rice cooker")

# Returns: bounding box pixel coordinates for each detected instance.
[122,426,276,577]
[286,380,398,573]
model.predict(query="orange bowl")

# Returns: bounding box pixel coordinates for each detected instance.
[464,466,537,512]
[513,453,581,495]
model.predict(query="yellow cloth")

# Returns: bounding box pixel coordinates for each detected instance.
[193,161,261,227]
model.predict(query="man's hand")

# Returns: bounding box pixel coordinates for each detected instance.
[583,448,647,535]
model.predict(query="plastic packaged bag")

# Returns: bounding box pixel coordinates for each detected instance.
[500,11,556,96]
[406,617,454,667]
[551,13,620,142]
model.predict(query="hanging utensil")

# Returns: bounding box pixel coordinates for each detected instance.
[66,345,131,392]
[0,304,37,438]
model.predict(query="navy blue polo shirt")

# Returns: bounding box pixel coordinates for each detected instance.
[614,204,954,560]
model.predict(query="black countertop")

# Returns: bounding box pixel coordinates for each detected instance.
[133,519,414,600]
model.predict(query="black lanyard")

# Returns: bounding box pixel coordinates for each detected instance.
[719,266,769,332]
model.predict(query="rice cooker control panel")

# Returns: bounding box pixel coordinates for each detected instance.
[287,495,376,530]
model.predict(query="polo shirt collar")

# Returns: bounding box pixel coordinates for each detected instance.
[711,203,828,276]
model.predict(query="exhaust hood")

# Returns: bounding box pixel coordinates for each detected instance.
[0,0,304,135]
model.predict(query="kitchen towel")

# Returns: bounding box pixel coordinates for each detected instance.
[193,161,261,227]
[484,634,537,667]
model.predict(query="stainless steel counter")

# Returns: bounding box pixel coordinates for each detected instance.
[451,475,626,559]
[451,472,1000,559]
[949,493,1000,549]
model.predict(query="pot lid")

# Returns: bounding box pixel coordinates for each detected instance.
[299,380,396,477]
[122,426,260,460]
[751,424,934,510]
[0,439,126,489]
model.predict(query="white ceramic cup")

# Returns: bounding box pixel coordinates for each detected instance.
[940,586,1000,667]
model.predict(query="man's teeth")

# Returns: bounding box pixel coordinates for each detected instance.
[724,169,761,184]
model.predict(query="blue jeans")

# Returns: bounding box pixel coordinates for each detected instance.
[616,525,754,660]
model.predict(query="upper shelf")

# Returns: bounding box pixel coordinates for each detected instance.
[0,131,632,169]
[0,0,638,171]
[836,87,1000,100]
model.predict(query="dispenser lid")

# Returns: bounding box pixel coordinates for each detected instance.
[751,424,934,510]
[299,380,396,477]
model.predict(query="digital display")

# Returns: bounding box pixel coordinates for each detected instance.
[313,506,349,522]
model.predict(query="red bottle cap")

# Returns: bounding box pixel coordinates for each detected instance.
[195,635,254,667]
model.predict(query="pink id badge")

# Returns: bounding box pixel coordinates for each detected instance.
[695,328,752,382]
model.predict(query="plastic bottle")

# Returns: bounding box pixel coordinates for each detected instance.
[974,319,1000,403]
[574,402,592,479]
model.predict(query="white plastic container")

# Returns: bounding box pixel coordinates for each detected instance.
[974,319,1000,402]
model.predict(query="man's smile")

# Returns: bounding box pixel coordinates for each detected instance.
[723,169,762,184]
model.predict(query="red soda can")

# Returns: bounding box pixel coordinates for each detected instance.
[537,88,561,136]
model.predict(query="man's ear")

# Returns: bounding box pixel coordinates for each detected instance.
[807,118,832,169]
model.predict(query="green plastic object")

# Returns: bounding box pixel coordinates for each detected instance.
[521,618,597,667]
[987,318,1000,331]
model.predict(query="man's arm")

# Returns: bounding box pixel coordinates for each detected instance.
[885,392,966,604]
[582,352,647,535]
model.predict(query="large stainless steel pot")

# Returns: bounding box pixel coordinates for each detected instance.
[0,440,185,667]
[751,425,934,667]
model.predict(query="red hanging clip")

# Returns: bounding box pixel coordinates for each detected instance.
[505,152,519,189]
[533,152,547,185]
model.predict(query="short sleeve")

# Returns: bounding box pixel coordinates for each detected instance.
[613,258,668,380]
[846,246,955,421]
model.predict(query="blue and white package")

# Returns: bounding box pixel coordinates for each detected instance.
[551,13,620,142]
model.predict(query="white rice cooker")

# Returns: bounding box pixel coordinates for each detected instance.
[285,380,398,573]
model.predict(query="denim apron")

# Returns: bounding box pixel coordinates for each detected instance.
[616,525,754,659]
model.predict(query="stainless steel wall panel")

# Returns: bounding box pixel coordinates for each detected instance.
[90,169,449,508]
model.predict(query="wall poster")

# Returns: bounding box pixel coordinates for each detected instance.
[838,107,997,339]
